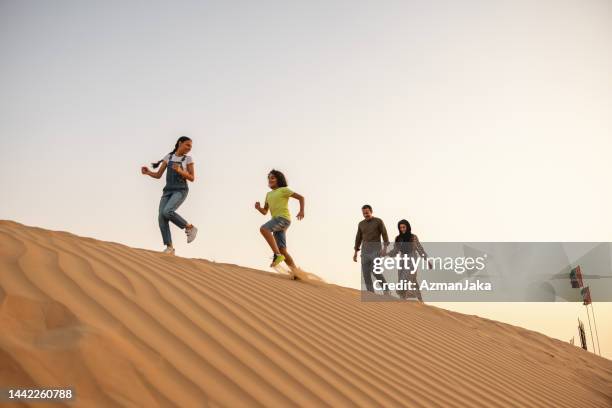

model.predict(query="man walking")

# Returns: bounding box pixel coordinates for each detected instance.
[353,204,390,293]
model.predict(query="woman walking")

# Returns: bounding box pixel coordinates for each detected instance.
[141,136,198,255]
[392,219,428,301]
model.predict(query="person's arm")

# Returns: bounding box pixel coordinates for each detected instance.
[173,162,195,182]
[353,225,362,262]
[290,192,305,220]
[380,220,390,255]
[380,220,389,244]
[413,234,428,258]
[141,161,168,179]
[413,234,432,269]
[387,237,399,257]
[255,199,269,215]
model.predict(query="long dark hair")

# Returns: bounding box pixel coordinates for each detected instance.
[152,136,191,168]
[269,169,288,187]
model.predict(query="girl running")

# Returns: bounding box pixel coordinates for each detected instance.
[255,169,305,270]
[141,136,198,255]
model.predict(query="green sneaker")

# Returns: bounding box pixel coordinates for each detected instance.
[270,254,285,267]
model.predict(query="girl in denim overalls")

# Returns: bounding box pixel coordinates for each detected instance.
[141,136,198,255]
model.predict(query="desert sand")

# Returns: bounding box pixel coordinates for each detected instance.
[0,220,610,407]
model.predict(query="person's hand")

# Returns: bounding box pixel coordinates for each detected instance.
[296,210,304,220]
[255,202,262,211]
[173,164,189,179]
[353,252,358,262]
[379,248,387,257]
[141,166,150,175]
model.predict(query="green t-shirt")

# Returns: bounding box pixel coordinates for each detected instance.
[266,187,294,220]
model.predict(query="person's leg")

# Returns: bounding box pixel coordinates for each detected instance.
[371,249,388,294]
[371,246,389,294]
[261,218,292,255]
[260,225,281,254]
[373,272,389,294]
[374,272,388,285]
[361,256,374,292]
[160,191,189,230]
[261,218,292,266]
[397,267,408,299]
[409,271,423,302]
[158,193,173,247]
[274,230,296,268]
[279,247,296,268]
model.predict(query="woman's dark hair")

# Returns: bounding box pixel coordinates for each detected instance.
[397,219,413,240]
[268,169,288,187]
[152,136,192,168]
[395,219,414,254]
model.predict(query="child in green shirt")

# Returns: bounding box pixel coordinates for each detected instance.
[255,169,305,270]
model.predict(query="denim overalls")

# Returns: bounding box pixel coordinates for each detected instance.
[158,155,190,246]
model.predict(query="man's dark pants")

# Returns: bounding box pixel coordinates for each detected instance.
[361,250,387,292]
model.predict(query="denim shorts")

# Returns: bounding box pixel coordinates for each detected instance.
[262,217,291,249]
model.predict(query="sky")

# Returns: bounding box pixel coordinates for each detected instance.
[1,0,611,357]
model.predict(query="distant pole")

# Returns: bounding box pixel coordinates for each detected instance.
[578,318,587,350]
[590,303,602,356]
[585,306,596,353]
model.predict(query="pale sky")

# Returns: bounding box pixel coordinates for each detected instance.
[1,1,610,357]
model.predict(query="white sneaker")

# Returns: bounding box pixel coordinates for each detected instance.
[162,247,175,255]
[186,226,198,243]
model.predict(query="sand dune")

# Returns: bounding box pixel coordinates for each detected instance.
[0,220,610,407]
